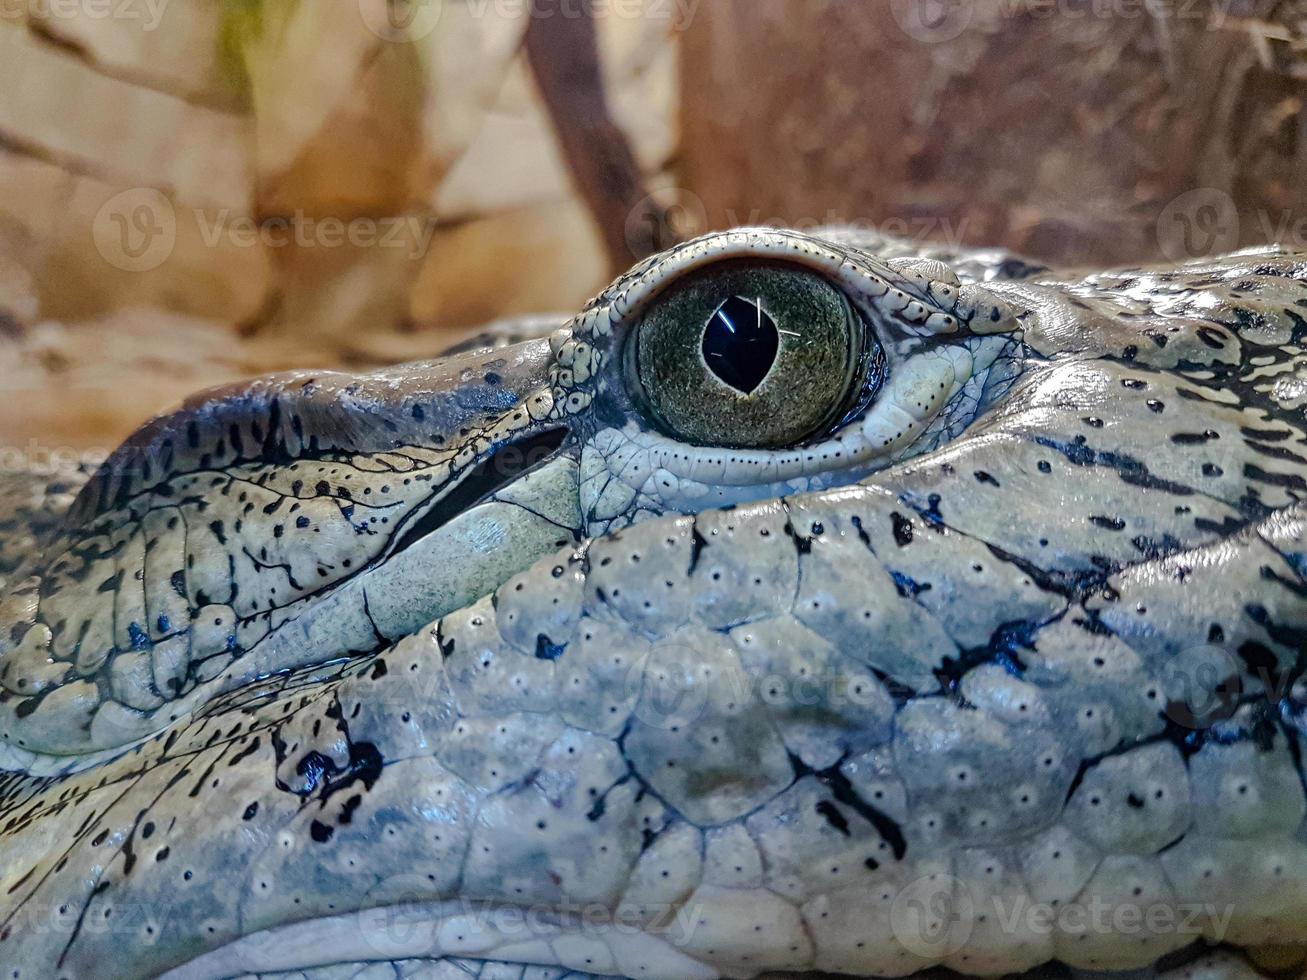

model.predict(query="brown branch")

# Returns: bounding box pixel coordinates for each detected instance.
[524,1,675,272]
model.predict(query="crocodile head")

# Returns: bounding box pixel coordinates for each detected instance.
[1,228,1305,979]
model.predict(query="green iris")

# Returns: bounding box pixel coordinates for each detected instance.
[628,262,876,449]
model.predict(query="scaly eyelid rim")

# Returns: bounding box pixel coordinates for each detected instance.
[608,227,955,341]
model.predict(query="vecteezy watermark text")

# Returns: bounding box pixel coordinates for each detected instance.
[0,442,109,479]
[461,0,700,27]
[889,0,1238,44]
[357,0,700,43]
[193,210,437,261]
[891,873,1234,959]
[625,188,972,262]
[353,888,704,959]
[92,190,438,273]
[0,0,171,30]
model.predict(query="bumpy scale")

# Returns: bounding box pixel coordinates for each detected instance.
[0,229,1304,980]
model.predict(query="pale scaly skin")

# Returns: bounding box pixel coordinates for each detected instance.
[0,229,1305,980]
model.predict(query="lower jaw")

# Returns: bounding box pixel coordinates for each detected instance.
[159,899,717,980]
[154,901,1296,980]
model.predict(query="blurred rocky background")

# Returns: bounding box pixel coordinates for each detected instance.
[1,0,1306,459]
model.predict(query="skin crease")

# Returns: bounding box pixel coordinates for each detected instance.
[0,228,1305,980]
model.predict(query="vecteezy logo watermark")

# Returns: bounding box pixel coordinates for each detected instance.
[1156,188,1241,263]
[621,641,712,731]
[1158,642,1304,732]
[358,0,444,43]
[353,875,442,960]
[889,0,975,43]
[890,872,976,958]
[93,188,178,273]
[1158,643,1243,730]
[1157,187,1307,261]
[1,0,172,30]
[624,188,709,262]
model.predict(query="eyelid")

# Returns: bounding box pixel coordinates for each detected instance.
[602,228,1020,350]
[607,229,873,324]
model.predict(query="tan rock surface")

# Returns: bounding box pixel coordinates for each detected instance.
[0,309,318,455]
[25,0,232,104]
[433,54,577,222]
[0,254,38,328]
[598,2,680,177]
[0,2,677,448]
[681,0,1307,267]
[0,18,250,210]
[409,196,608,331]
[0,301,494,457]
[0,149,273,323]
[413,0,531,177]
[244,0,408,199]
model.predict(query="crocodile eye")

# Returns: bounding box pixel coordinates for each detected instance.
[628,262,882,448]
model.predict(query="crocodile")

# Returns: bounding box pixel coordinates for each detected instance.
[1,227,1306,980]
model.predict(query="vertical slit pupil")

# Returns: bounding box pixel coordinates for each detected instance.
[702,296,780,395]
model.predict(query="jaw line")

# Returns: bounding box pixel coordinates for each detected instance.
[12,444,584,772]
[158,898,716,980]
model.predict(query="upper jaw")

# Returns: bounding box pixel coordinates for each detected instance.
[0,338,586,763]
